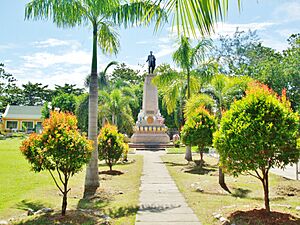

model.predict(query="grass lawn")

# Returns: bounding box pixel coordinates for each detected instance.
[161,154,300,225]
[166,146,198,154]
[0,137,143,224]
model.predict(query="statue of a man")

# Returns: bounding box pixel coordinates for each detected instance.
[146,51,156,74]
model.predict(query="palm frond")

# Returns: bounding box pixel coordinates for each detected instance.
[111,1,167,29]
[190,38,213,66]
[153,0,240,37]
[98,22,120,55]
[184,93,214,119]
[152,70,180,88]
[25,0,89,27]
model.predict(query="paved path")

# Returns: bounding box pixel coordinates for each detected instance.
[135,151,201,225]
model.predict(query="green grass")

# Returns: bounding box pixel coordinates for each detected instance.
[0,137,143,224]
[161,154,300,225]
[166,146,198,154]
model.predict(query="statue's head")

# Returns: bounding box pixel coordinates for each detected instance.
[150,51,153,55]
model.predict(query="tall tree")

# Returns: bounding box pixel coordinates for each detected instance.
[22,82,51,106]
[25,0,164,196]
[173,36,212,161]
[204,74,252,191]
[53,84,84,97]
[110,63,143,87]
[0,64,22,111]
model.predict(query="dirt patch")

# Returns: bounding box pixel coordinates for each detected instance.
[276,184,300,197]
[227,209,300,225]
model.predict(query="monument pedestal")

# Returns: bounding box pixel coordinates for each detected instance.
[130,74,170,146]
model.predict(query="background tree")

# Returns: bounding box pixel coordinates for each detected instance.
[0,64,22,111]
[25,0,165,196]
[213,83,300,212]
[110,63,143,87]
[21,82,51,106]
[51,93,77,113]
[98,124,127,172]
[181,107,217,163]
[53,83,84,97]
[84,61,118,91]
[20,112,93,216]
[98,89,135,135]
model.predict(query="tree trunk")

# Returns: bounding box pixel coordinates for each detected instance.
[219,166,231,193]
[185,145,193,162]
[187,69,191,99]
[84,24,100,197]
[262,170,270,212]
[199,145,204,161]
[184,69,192,162]
[61,175,69,216]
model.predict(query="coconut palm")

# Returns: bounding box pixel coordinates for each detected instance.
[173,36,212,161]
[98,89,135,135]
[203,74,252,192]
[25,0,165,197]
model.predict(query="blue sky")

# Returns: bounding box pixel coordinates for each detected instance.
[0,0,299,88]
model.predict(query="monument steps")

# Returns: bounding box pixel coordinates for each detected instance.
[129,143,174,151]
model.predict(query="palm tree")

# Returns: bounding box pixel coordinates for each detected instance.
[98,89,135,135]
[172,36,212,161]
[203,74,252,192]
[25,0,165,197]
[84,61,118,90]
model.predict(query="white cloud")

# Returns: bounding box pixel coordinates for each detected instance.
[0,43,17,52]
[166,22,275,40]
[273,2,300,22]
[276,28,299,39]
[155,44,177,58]
[32,38,81,49]
[21,50,92,68]
[212,22,275,39]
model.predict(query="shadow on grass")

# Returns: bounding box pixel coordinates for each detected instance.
[16,200,49,211]
[163,161,188,167]
[104,205,139,219]
[78,192,111,210]
[184,165,217,175]
[228,209,300,225]
[14,210,98,225]
[98,170,124,176]
[231,188,252,198]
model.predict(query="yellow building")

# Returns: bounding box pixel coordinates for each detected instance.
[2,105,43,132]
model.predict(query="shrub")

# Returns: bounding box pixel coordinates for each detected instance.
[181,107,217,162]
[20,112,93,216]
[98,124,127,171]
[214,83,299,212]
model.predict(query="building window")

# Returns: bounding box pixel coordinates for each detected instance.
[22,121,34,130]
[6,121,18,129]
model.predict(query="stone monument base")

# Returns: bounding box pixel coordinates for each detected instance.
[131,132,170,144]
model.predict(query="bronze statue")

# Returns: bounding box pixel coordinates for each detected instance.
[146,51,156,74]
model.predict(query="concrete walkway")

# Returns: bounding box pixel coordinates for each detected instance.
[135,151,201,225]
